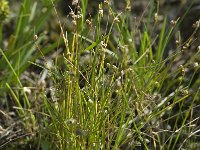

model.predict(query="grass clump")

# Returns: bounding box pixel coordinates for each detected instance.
[37,1,200,149]
[1,0,200,149]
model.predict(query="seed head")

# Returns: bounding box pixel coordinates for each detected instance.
[114,16,120,23]
[72,20,76,26]
[154,13,158,23]
[193,62,199,68]
[175,40,180,45]
[33,34,38,41]
[170,20,177,26]
[86,19,92,26]
[0,0,10,22]
[112,65,118,71]
[72,0,79,6]
[193,20,200,28]
[106,63,111,68]
[104,0,110,5]
[98,4,103,17]
[197,45,200,52]
[179,65,185,76]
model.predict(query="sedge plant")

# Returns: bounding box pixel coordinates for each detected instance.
[36,0,200,149]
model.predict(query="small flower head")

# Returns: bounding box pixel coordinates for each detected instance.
[175,39,180,45]
[126,1,131,11]
[193,19,200,28]
[98,4,103,17]
[86,19,92,26]
[104,0,110,5]
[154,13,158,23]
[112,65,118,71]
[72,20,77,26]
[179,65,185,76]
[193,62,199,68]
[170,20,177,26]
[0,0,10,22]
[197,45,200,52]
[72,0,79,6]
[114,16,120,23]
[106,63,111,68]
[33,34,38,41]
[69,10,75,18]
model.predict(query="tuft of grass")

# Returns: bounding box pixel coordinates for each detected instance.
[35,1,200,149]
